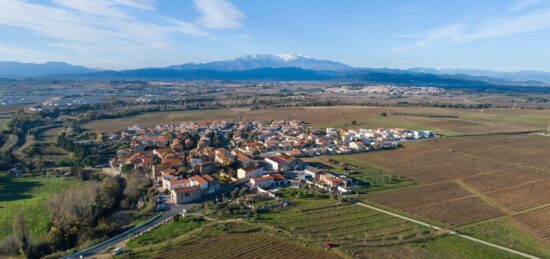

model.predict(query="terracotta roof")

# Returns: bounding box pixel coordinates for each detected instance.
[271,173,286,181]
[252,175,274,183]
[325,177,344,183]
[191,175,207,185]
[202,174,215,182]
[266,156,288,164]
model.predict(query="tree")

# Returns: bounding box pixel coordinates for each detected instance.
[121,163,134,174]
[351,120,357,125]
[380,112,387,117]
[12,210,30,257]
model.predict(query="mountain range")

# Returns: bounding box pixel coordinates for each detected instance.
[0,61,97,77]
[2,55,550,91]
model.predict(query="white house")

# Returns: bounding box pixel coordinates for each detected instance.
[250,175,275,189]
[237,164,264,181]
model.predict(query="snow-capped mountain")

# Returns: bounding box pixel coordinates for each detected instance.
[166,53,352,71]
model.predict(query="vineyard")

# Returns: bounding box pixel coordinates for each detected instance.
[263,201,435,256]
[155,233,340,259]
[337,134,550,244]
[514,206,550,243]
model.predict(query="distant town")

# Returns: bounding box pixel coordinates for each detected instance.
[109,120,435,205]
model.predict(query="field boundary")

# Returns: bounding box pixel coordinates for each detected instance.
[354,202,539,259]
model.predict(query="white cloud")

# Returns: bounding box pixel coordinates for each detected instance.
[239,33,254,40]
[0,0,213,68]
[193,0,245,29]
[113,0,155,10]
[509,0,541,12]
[394,8,550,52]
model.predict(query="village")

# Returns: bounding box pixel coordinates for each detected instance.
[109,120,435,206]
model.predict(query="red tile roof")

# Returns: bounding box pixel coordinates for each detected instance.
[170,178,191,185]
[252,175,274,183]
[190,175,207,185]
[202,174,215,182]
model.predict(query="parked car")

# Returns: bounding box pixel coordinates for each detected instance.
[113,247,124,256]
[155,203,169,212]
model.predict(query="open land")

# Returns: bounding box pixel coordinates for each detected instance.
[82,106,546,136]
[317,134,550,257]
[0,174,77,240]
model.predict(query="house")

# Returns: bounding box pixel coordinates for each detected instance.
[304,166,328,181]
[250,175,275,189]
[237,164,264,181]
[190,175,209,191]
[171,185,202,204]
[196,161,216,175]
[264,154,303,172]
[163,177,192,190]
[271,173,289,186]
[324,177,344,188]
[203,174,221,193]
[232,150,255,167]
[215,148,235,165]
[349,141,367,151]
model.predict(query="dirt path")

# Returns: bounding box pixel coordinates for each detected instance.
[0,134,17,152]
[355,202,539,259]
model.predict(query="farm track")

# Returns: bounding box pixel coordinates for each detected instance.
[355,202,539,259]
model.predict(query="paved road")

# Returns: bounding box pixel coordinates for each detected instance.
[355,202,539,259]
[62,203,195,259]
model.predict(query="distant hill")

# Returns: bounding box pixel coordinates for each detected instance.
[166,53,352,72]
[3,54,550,92]
[89,67,330,81]
[408,67,550,83]
[0,61,97,76]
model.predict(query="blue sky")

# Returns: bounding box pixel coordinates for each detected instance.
[1,0,550,71]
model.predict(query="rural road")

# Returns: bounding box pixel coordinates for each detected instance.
[62,203,196,259]
[355,202,540,259]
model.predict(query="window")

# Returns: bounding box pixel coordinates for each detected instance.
[185,193,190,197]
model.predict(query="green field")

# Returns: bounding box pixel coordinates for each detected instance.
[459,217,550,258]
[127,216,205,248]
[304,155,414,193]
[0,174,77,241]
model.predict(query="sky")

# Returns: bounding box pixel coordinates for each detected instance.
[1,0,550,71]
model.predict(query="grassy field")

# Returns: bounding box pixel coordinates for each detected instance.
[302,155,413,193]
[0,174,78,241]
[82,106,549,135]
[126,216,205,248]
[459,217,550,258]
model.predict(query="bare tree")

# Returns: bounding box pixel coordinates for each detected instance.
[12,209,31,257]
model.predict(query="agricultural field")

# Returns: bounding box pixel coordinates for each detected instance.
[302,156,413,193]
[126,191,517,259]
[155,233,340,259]
[0,174,77,241]
[336,134,550,247]
[257,190,518,258]
[261,199,436,255]
[460,217,550,258]
[83,109,241,132]
[82,106,548,136]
